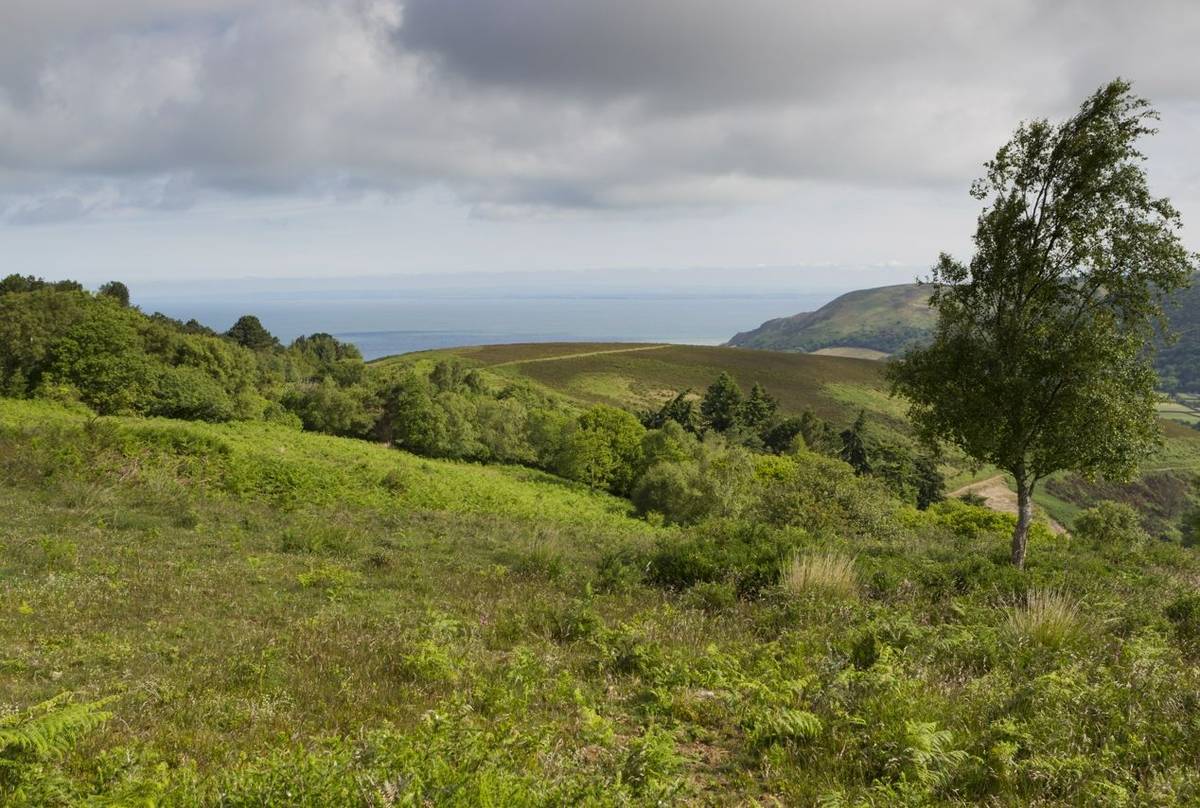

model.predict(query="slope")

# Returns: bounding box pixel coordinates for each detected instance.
[726,283,934,354]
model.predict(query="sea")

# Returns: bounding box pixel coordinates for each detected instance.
[136,291,838,361]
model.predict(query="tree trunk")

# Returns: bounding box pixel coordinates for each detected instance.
[1011,478,1034,569]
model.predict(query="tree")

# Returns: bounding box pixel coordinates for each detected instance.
[889,79,1197,568]
[97,281,130,307]
[556,405,645,494]
[912,454,945,511]
[738,382,777,430]
[839,410,871,475]
[641,390,700,433]
[700,372,743,433]
[225,315,280,352]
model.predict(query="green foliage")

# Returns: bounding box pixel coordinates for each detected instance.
[1165,593,1200,653]
[889,79,1198,566]
[1,693,113,796]
[6,396,1200,803]
[631,434,757,524]
[640,389,699,432]
[700,371,743,432]
[96,280,130,307]
[1073,500,1149,551]
[646,520,804,596]
[840,410,872,475]
[224,314,280,352]
[555,404,645,495]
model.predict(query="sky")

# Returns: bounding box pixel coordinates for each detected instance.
[2,0,1198,289]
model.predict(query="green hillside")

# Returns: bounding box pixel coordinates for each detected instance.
[377,342,1200,531]
[726,277,1200,395]
[726,283,935,354]
[9,391,1200,804]
[379,342,898,427]
[6,281,1200,804]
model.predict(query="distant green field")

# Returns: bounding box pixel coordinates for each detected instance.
[377,342,895,430]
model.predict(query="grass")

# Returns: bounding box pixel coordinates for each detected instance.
[779,551,858,599]
[377,342,896,429]
[0,398,649,534]
[1006,589,1082,648]
[5,398,1200,803]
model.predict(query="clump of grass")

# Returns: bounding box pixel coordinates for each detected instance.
[1007,588,1080,647]
[779,551,857,599]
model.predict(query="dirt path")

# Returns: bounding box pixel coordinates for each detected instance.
[949,474,1067,534]
[491,344,671,368]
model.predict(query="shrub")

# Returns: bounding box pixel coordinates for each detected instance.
[1006,589,1080,648]
[1165,592,1200,652]
[632,438,757,525]
[779,551,858,600]
[593,545,645,593]
[555,405,646,495]
[754,449,897,537]
[646,521,804,596]
[684,581,738,613]
[1073,500,1149,551]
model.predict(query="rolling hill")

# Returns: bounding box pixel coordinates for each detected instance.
[726,277,1200,395]
[8,375,1200,803]
[726,283,934,355]
[375,342,900,429]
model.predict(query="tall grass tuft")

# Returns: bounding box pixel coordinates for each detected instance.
[1007,588,1080,647]
[780,551,857,599]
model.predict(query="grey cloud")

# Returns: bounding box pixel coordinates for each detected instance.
[0,0,1197,220]
[7,194,93,225]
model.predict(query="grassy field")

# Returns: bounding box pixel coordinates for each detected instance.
[379,343,896,429]
[7,397,1200,804]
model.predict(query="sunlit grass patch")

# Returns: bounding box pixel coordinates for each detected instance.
[1007,588,1081,648]
[779,550,858,599]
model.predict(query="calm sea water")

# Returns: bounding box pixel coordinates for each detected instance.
[140,293,834,360]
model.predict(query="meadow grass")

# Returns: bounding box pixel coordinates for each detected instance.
[779,550,858,599]
[5,398,1200,804]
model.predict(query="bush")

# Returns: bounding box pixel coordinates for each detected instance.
[684,581,738,613]
[631,437,756,525]
[646,521,805,596]
[555,405,645,495]
[1073,500,1149,551]
[754,449,897,537]
[1165,592,1200,652]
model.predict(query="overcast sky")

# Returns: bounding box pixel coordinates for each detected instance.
[2,0,1198,287]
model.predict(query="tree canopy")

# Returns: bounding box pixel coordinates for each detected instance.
[889,79,1198,568]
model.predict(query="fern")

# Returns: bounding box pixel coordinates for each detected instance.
[903,720,967,788]
[747,707,823,750]
[0,692,113,763]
